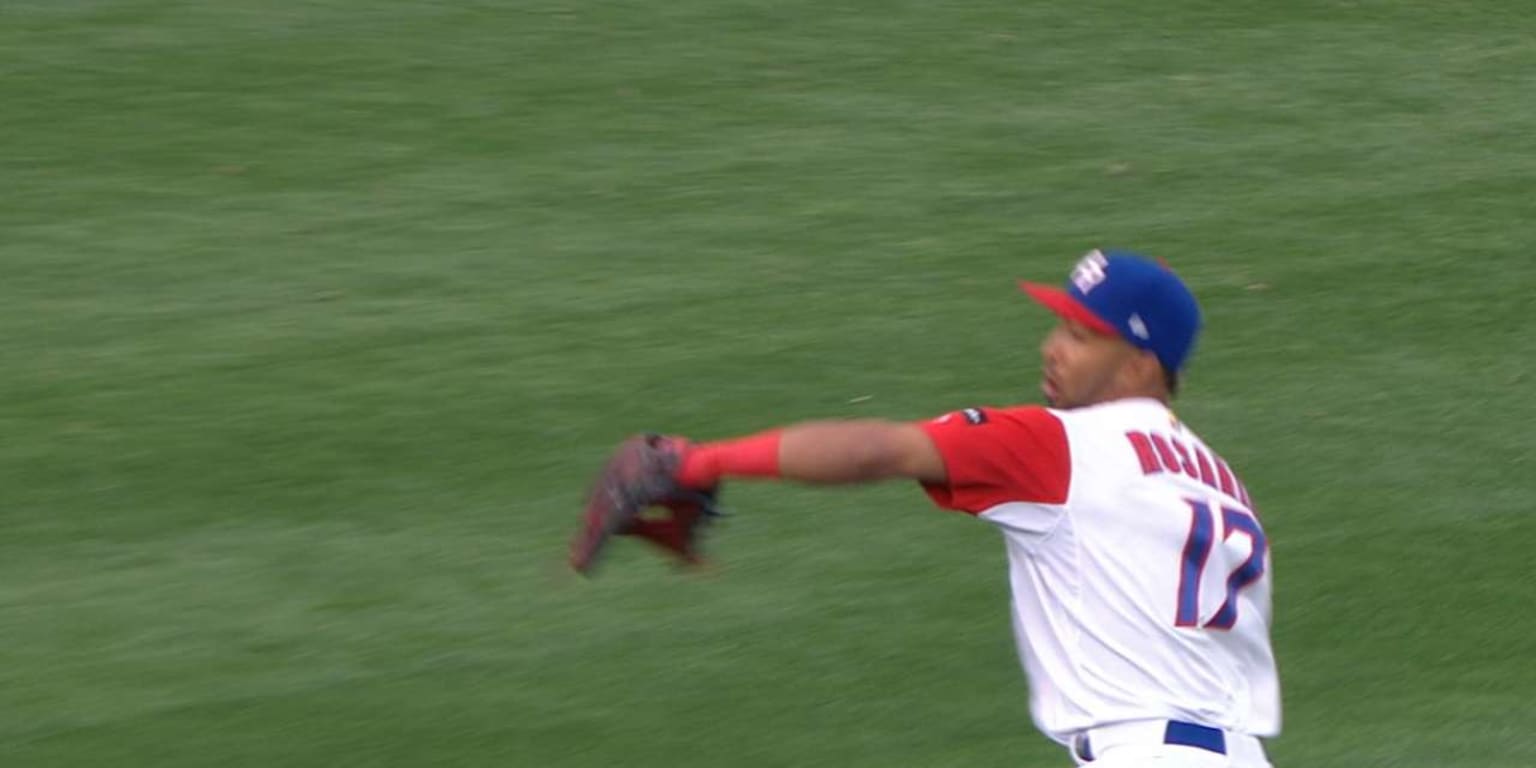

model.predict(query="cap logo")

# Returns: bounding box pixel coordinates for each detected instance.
[1070,250,1109,294]
[1128,313,1150,340]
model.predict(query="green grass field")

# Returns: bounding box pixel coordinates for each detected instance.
[4,1,1535,765]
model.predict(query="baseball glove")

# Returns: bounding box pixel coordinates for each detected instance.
[568,434,724,574]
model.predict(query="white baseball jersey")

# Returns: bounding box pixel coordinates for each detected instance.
[919,398,1280,745]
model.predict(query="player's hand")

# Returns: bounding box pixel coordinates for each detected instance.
[568,434,724,575]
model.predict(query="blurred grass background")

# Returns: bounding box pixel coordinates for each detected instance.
[3,1,1534,765]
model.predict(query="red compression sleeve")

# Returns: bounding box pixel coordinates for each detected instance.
[677,430,782,488]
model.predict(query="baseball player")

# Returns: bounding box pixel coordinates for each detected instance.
[572,250,1280,767]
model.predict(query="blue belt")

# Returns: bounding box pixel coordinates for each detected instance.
[1074,720,1227,761]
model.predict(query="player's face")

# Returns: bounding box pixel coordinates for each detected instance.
[1038,319,1142,408]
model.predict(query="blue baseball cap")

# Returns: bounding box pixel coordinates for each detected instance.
[1019,249,1203,374]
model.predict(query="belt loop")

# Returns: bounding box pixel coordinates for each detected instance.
[1072,732,1094,762]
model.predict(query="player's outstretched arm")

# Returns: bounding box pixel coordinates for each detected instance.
[679,421,947,488]
[568,422,948,573]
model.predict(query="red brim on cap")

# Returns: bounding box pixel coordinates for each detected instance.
[1018,281,1117,336]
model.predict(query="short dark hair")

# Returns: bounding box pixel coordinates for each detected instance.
[1164,368,1181,398]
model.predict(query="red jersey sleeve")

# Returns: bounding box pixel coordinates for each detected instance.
[917,406,1071,514]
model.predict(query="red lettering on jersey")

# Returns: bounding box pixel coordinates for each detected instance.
[1147,433,1182,477]
[1169,438,1200,479]
[1193,446,1218,489]
[1134,431,1255,511]
[1125,431,1163,475]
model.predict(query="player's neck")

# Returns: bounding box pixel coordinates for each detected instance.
[1087,381,1170,408]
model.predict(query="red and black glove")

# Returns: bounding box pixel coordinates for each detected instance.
[568,434,724,574]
